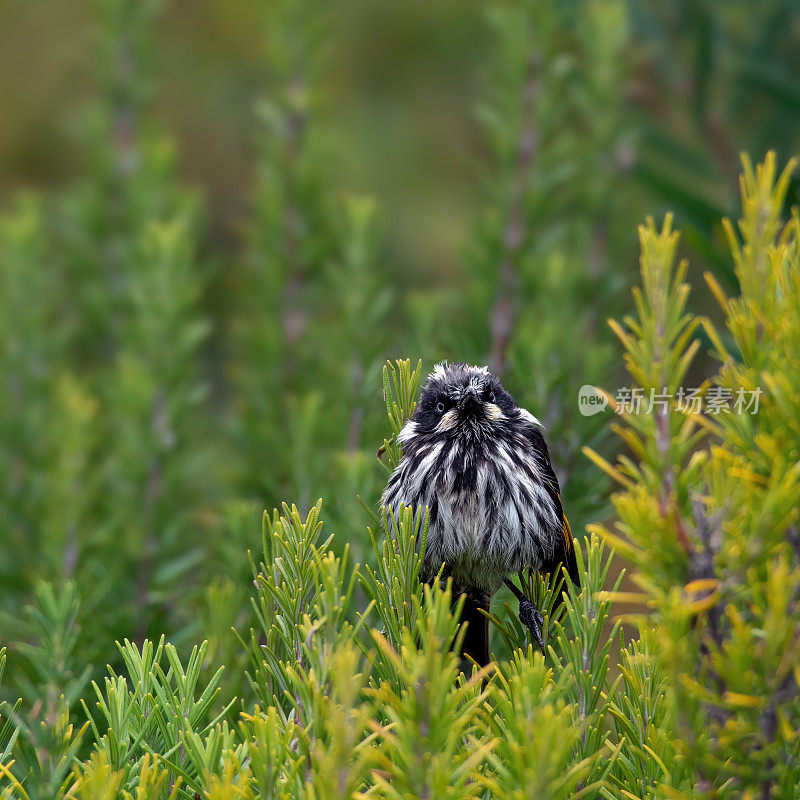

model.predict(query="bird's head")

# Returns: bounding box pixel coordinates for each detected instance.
[400,361,528,444]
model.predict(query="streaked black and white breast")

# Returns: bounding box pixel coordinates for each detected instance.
[381,362,565,596]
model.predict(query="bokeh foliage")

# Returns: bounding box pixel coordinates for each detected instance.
[1,0,799,797]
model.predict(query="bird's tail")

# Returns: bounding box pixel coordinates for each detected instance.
[456,591,490,667]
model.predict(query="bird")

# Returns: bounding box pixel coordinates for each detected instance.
[381,361,579,666]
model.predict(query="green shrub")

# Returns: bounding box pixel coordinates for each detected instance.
[5,156,799,794]
[2,0,800,797]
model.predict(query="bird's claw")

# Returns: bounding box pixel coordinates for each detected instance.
[519,598,546,653]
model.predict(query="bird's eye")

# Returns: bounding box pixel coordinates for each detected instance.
[436,401,445,413]
[489,390,496,403]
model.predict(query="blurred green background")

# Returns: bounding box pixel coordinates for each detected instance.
[1,0,800,703]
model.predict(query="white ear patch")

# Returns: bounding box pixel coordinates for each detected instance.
[485,403,505,421]
[397,420,419,444]
[519,407,543,427]
[436,409,458,431]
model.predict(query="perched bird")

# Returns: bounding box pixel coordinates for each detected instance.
[382,361,579,666]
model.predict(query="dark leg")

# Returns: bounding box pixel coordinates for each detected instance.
[504,577,546,653]
[518,598,546,653]
[457,591,490,667]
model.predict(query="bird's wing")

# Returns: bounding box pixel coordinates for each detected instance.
[524,421,580,587]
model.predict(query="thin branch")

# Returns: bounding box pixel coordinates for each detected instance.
[280,75,310,384]
[488,51,540,378]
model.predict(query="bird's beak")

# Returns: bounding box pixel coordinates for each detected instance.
[459,386,482,416]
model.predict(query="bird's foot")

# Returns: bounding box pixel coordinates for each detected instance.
[518,598,546,653]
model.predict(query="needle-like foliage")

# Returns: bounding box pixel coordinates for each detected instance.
[588,153,800,798]
[2,0,800,797]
